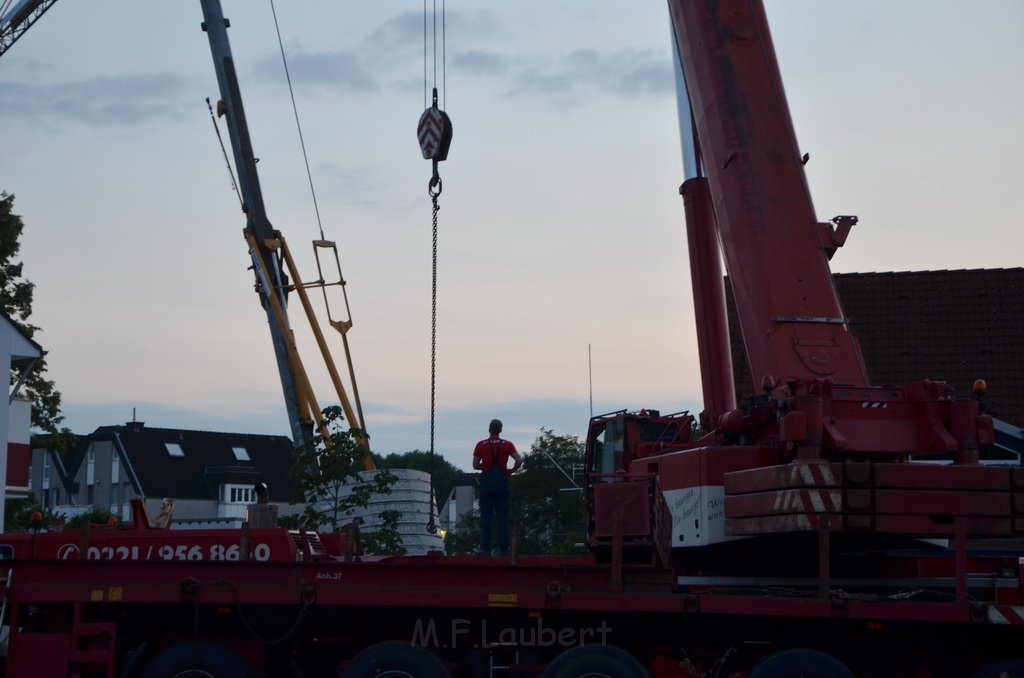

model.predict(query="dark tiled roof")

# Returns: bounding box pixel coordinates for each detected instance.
[31,433,81,496]
[65,424,297,502]
[726,268,1024,426]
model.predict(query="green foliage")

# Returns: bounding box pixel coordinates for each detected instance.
[4,497,61,532]
[0,194,34,322]
[0,193,69,447]
[441,428,588,556]
[509,428,587,555]
[360,509,406,556]
[65,507,116,529]
[281,407,404,554]
[443,509,480,555]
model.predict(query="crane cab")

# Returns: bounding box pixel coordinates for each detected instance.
[585,409,696,477]
[584,410,694,565]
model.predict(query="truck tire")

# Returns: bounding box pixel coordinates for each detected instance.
[540,645,647,678]
[140,641,252,677]
[973,659,1024,677]
[749,648,854,677]
[340,641,450,678]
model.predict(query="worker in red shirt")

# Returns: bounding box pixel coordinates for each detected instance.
[473,418,523,555]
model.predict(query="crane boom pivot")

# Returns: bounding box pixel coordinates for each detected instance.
[0,0,59,58]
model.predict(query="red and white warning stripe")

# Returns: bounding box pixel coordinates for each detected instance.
[797,462,837,487]
[987,605,1024,625]
[771,488,842,514]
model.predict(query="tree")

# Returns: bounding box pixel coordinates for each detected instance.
[0,193,70,448]
[443,509,480,555]
[509,428,587,555]
[441,428,589,556]
[64,507,116,529]
[279,406,404,554]
[4,496,60,532]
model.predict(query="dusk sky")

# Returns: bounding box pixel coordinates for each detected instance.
[3,1,1022,472]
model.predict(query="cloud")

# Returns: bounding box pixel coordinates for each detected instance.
[499,48,672,106]
[451,50,509,76]
[247,9,504,95]
[364,10,426,54]
[368,9,501,58]
[59,399,288,437]
[252,48,378,92]
[0,72,190,125]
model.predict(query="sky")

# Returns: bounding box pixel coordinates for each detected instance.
[2,1,1022,473]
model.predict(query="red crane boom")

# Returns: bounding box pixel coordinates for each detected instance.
[670,0,869,392]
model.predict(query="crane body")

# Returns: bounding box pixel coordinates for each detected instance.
[199,0,370,457]
[0,1,1019,675]
[0,0,58,58]
[585,0,1013,558]
[199,0,309,449]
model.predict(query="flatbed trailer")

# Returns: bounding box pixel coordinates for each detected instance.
[0,523,1021,676]
[2,0,1023,674]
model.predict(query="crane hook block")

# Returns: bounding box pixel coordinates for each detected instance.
[418,105,453,162]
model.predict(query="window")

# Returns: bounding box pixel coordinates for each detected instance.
[231,447,250,462]
[221,484,254,504]
[110,483,122,514]
[111,453,120,483]
[165,443,185,458]
[86,484,94,504]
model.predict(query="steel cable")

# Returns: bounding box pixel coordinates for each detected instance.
[427,183,441,534]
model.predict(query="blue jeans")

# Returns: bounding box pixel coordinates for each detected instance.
[479,469,509,554]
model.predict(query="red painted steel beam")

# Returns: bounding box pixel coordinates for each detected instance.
[727,513,1015,537]
[8,560,1018,627]
[871,490,1011,517]
[668,0,869,389]
[682,177,736,426]
[725,462,1015,495]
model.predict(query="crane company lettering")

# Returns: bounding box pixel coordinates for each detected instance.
[57,542,272,562]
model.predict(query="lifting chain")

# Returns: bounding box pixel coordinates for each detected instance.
[427,179,440,534]
[418,85,451,537]
[419,0,451,538]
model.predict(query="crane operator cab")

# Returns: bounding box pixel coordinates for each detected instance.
[586,409,696,476]
[584,410,694,566]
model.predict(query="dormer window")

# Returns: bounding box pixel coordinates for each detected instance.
[221,484,255,504]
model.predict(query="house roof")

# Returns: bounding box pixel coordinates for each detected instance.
[65,423,297,502]
[726,268,1024,426]
[0,310,43,361]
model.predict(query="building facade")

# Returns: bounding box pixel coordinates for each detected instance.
[29,423,300,528]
